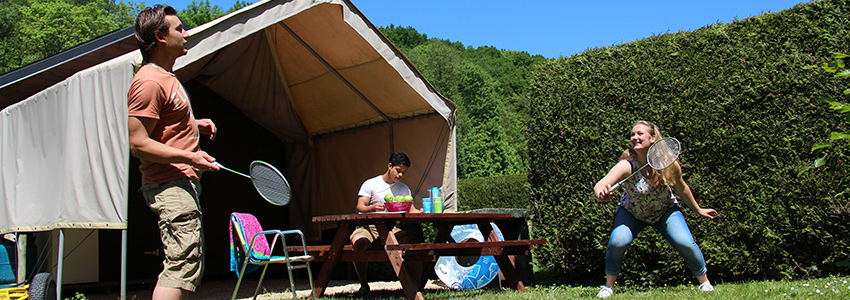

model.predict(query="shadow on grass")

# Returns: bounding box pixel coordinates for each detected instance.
[326,289,495,300]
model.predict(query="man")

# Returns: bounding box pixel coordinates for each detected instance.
[127,5,219,300]
[350,152,421,294]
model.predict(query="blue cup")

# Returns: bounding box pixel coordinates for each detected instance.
[423,198,432,213]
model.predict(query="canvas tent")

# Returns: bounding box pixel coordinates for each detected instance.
[0,0,457,290]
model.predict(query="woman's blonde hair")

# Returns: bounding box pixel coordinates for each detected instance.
[619,120,679,187]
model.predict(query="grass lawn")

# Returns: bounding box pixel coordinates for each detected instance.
[317,275,850,299]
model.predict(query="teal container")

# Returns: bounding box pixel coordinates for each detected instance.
[1,239,15,284]
[430,187,441,200]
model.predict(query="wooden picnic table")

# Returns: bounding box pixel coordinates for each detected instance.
[298,212,546,300]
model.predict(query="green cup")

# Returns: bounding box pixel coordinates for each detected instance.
[433,197,443,213]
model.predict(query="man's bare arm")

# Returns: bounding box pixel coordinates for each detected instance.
[128,116,218,171]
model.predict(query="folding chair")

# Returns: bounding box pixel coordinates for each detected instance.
[229,212,316,300]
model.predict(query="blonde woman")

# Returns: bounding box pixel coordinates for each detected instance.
[592,120,717,298]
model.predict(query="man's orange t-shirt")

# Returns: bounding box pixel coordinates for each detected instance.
[128,64,201,184]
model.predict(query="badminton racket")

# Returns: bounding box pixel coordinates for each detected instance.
[607,137,681,192]
[214,160,292,206]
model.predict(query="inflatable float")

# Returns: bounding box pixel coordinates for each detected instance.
[434,223,504,289]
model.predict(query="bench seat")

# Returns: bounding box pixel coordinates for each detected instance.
[288,239,546,263]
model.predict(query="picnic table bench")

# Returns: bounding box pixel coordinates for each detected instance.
[290,239,544,262]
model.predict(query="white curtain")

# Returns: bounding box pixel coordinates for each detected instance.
[0,53,135,234]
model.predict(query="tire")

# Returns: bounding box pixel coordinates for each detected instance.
[29,272,56,300]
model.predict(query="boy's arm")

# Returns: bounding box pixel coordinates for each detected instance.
[356,195,384,212]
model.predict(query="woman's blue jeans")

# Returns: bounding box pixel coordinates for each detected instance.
[605,205,707,277]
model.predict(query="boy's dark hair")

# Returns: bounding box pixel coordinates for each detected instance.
[134,5,178,62]
[388,152,411,167]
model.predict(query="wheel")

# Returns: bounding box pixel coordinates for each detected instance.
[29,272,55,300]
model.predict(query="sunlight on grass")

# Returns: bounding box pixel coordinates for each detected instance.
[313,275,850,299]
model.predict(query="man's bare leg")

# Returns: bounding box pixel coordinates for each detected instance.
[352,237,371,293]
[152,286,188,300]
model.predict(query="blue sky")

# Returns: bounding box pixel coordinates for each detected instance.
[166,0,810,58]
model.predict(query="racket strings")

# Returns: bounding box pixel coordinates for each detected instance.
[647,138,681,170]
[250,163,291,205]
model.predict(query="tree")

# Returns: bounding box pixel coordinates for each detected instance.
[0,0,254,75]
[227,0,252,13]
[179,0,253,28]
[379,26,545,179]
[379,24,427,50]
[455,62,524,178]
[0,0,140,74]
[179,0,226,29]
[0,0,26,73]
[406,41,462,101]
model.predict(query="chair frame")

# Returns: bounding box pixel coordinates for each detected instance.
[230,213,316,300]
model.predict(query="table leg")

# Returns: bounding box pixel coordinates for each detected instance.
[477,221,495,242]
[494,255,526,291]
[376,221,424,300]
[311,221,353,298]
[478,221,526,291]
[432,222,452,243]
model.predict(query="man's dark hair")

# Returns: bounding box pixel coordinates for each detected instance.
[388,152,411,167]
[134,5,178,62]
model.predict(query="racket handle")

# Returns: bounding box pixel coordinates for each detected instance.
[594,181,623,202]
[214,162,250,178]
[610,181,622,191]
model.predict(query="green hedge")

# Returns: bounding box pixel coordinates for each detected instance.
[457,173,529,211]
[526,0,850,287]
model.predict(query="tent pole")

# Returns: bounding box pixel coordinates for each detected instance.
[16,233,26,284]
[58,229,65,300]
[121,229,127,300]
[389,123,394,153]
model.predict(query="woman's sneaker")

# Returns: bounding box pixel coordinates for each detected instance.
[596,285,614,298]
[699,282,715,292]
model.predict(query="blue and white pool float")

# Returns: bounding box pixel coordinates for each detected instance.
[435,223,504,290]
